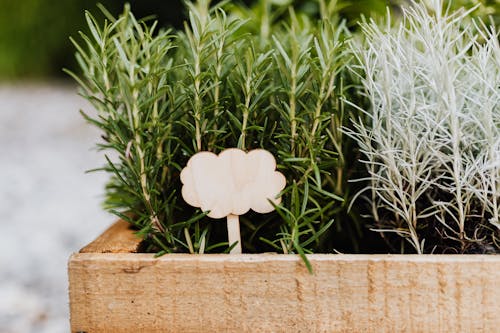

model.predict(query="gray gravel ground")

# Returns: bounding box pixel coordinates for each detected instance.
[0,83,114,333]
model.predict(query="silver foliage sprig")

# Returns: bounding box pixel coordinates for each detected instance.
[348,0,500,253]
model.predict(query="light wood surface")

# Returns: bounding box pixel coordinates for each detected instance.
[227,214,242,254]
[69,221,500,332]
[79,220,141,253]
[180,148,286,218]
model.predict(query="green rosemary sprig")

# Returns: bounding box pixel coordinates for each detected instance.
[69,0,359,260]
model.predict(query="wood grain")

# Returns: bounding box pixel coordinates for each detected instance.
[69,222,500,332]
[79,220,141,253]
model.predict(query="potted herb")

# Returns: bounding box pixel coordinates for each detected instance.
[68,1,500,332]
[346,2,500,255]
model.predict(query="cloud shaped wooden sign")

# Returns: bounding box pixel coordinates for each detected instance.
[180,148,286,254]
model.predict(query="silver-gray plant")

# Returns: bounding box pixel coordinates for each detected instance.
[347,0,500,253]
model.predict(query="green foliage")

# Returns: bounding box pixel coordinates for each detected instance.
[0,0,186,79]
[70,0,500,256]
[0,0,80,78]
[2,0,497,79]
[69,1,359,257]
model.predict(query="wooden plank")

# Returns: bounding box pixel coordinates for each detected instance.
[69,222,500,333]
[79,220,141,253]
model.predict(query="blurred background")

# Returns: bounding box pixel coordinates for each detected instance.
[0,0,498,332]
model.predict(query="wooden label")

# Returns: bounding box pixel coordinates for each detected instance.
[180,148,286,253]
[180,148,286,219]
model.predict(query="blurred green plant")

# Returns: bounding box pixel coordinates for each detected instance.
[0,0,186,79]
[0,0,80,78]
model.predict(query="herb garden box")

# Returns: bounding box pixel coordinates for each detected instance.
[68,1,500,331]
[68,220,500,333]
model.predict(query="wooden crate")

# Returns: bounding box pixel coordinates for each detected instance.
[69,220,500,332]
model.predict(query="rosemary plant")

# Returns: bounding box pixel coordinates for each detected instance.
[347,0,500,253]
[69,0,355,261]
